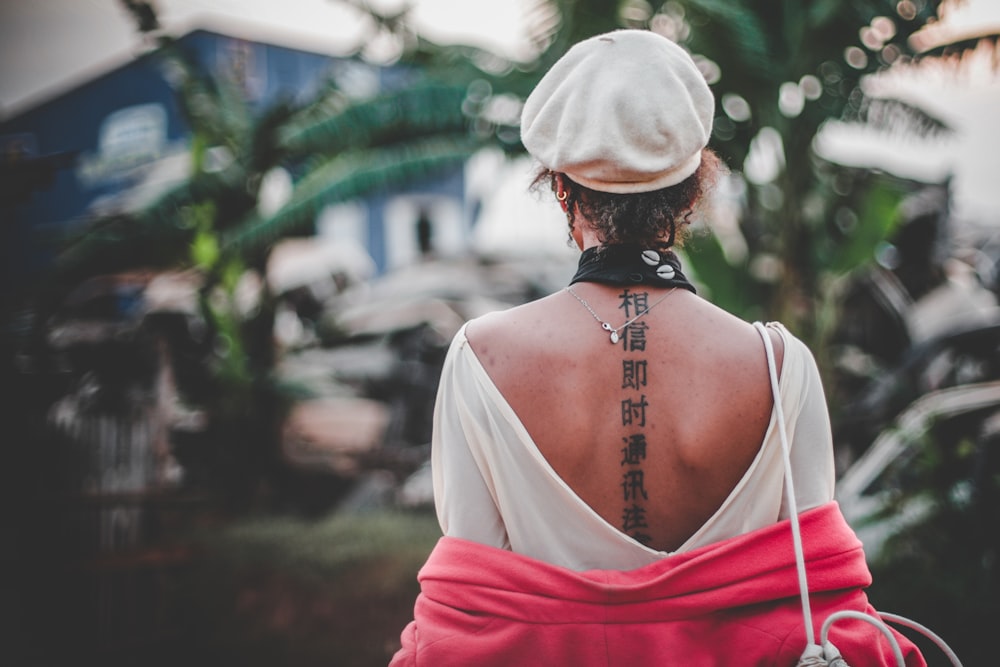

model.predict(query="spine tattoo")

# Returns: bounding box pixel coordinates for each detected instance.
[618,288,653,545]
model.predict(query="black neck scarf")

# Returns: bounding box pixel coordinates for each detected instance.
[569,244,697,293]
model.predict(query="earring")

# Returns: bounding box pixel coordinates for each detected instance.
[556,190,568,201]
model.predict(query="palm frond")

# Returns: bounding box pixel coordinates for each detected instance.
[279,83,470,157]
[678,0,773,74]
[848,96,952,138]
[245,97,301,173]
[223,135,484,254]
[921,33,1000,61]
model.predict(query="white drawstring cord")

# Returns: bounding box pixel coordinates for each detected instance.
[756,323,817,649]
[755,322,964,667]
[878,613,963,666]
[821,611,905,667]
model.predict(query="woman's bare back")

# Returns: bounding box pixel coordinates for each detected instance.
[466,285,783,552]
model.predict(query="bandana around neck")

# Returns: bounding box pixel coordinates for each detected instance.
[569,244,697,293]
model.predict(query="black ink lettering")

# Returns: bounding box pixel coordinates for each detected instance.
[620,395,649,427]
[621,469,649,502]
[620,433,648,465]
[622,321,648,351]
[622,504,649,533]
[618,289,649,319]
[614,290,655,547]
[622,360,648,389]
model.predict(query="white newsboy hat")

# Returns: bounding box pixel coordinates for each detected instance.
[521,29,714,194]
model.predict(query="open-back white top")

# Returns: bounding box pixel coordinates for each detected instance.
[431,320,836,572]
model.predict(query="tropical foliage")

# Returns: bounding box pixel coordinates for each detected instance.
[35,0,979,502]
[622,2,954,344]
[72,1,957,328]
[328,0,957,342]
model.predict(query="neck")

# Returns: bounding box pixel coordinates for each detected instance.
[574,222,602,251]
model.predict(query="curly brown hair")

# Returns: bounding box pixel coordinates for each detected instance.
[532,148,726,249]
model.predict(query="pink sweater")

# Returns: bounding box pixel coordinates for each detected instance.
[390,502,925,666]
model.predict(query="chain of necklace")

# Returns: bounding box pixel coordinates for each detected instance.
[564,286,677,344]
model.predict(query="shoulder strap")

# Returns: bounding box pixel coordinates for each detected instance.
[752,322,817,648]
[754,323,959,667]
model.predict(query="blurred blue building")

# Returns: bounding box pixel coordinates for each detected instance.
[0,28,469,296]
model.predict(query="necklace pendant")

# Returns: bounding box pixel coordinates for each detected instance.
[565,284,676,347]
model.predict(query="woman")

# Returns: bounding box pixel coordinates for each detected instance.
[391,29,926,666]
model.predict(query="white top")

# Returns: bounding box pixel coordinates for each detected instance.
[432,320,836,571]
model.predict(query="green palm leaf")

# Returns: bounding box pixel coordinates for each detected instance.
[679,0,772,74]
[279,82,471,157]
[222,135,484,254]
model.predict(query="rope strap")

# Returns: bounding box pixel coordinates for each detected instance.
[753,323,963,667]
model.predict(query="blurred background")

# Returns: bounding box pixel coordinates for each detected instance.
[2,0,999,665]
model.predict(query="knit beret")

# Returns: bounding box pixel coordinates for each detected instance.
[521,30,714,194]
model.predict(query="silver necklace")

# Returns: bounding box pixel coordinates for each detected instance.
[564,286,677,344]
